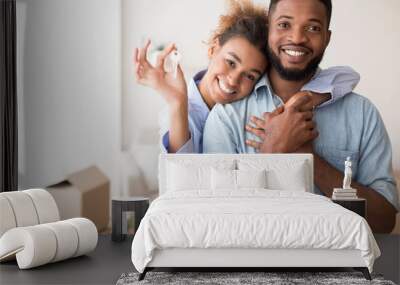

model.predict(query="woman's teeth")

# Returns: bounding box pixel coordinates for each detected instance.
[284,49,306,57]
[218,80,235,94]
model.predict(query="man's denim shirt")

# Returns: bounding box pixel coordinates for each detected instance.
[203,74,399,211]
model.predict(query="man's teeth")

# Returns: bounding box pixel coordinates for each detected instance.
[284,49,306,57]
[219,80,235,94]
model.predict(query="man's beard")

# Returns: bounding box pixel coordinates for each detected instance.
[267,46,324,81]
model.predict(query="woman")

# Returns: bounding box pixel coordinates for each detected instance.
[134,0,359,153]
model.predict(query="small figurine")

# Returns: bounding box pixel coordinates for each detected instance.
[342,156,352,189]
[332,157,358,200]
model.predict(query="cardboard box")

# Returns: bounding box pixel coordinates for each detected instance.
[46,166,110,231]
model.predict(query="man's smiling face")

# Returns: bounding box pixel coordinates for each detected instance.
[267,0,331,81]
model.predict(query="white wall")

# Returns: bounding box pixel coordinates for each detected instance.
[122,0,400,170]
[322,0,400,170]
[16,0,400,197]
[122,0,224,149]
[17,0,122,195]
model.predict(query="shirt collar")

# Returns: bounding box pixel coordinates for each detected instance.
[193,69,206,83]
[253,75,269,98]
[253,74,281,104]
[254,67,322,100]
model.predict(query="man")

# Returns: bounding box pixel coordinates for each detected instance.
[203,0,398,233]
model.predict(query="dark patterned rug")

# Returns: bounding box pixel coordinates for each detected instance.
[116,271,396,285]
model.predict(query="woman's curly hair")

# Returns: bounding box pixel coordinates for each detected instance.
[209,0,268,56]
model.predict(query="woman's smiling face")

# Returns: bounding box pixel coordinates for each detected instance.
[202,36,268,106]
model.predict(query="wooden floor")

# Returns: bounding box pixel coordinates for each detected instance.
[0,234,398,285]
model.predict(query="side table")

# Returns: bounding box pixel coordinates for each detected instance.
[332,198,366,218]
[112,197,149,242]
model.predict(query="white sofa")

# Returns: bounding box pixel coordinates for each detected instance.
[0,189,98,269]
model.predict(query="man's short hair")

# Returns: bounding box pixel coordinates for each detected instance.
[268,0,332,28]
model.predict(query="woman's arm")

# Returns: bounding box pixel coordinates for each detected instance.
[135,40,191,153]
[167,100,190,153]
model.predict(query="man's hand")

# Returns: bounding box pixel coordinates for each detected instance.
[245,93,318,153]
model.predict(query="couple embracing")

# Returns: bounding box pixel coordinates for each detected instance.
[134,0,398,233]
